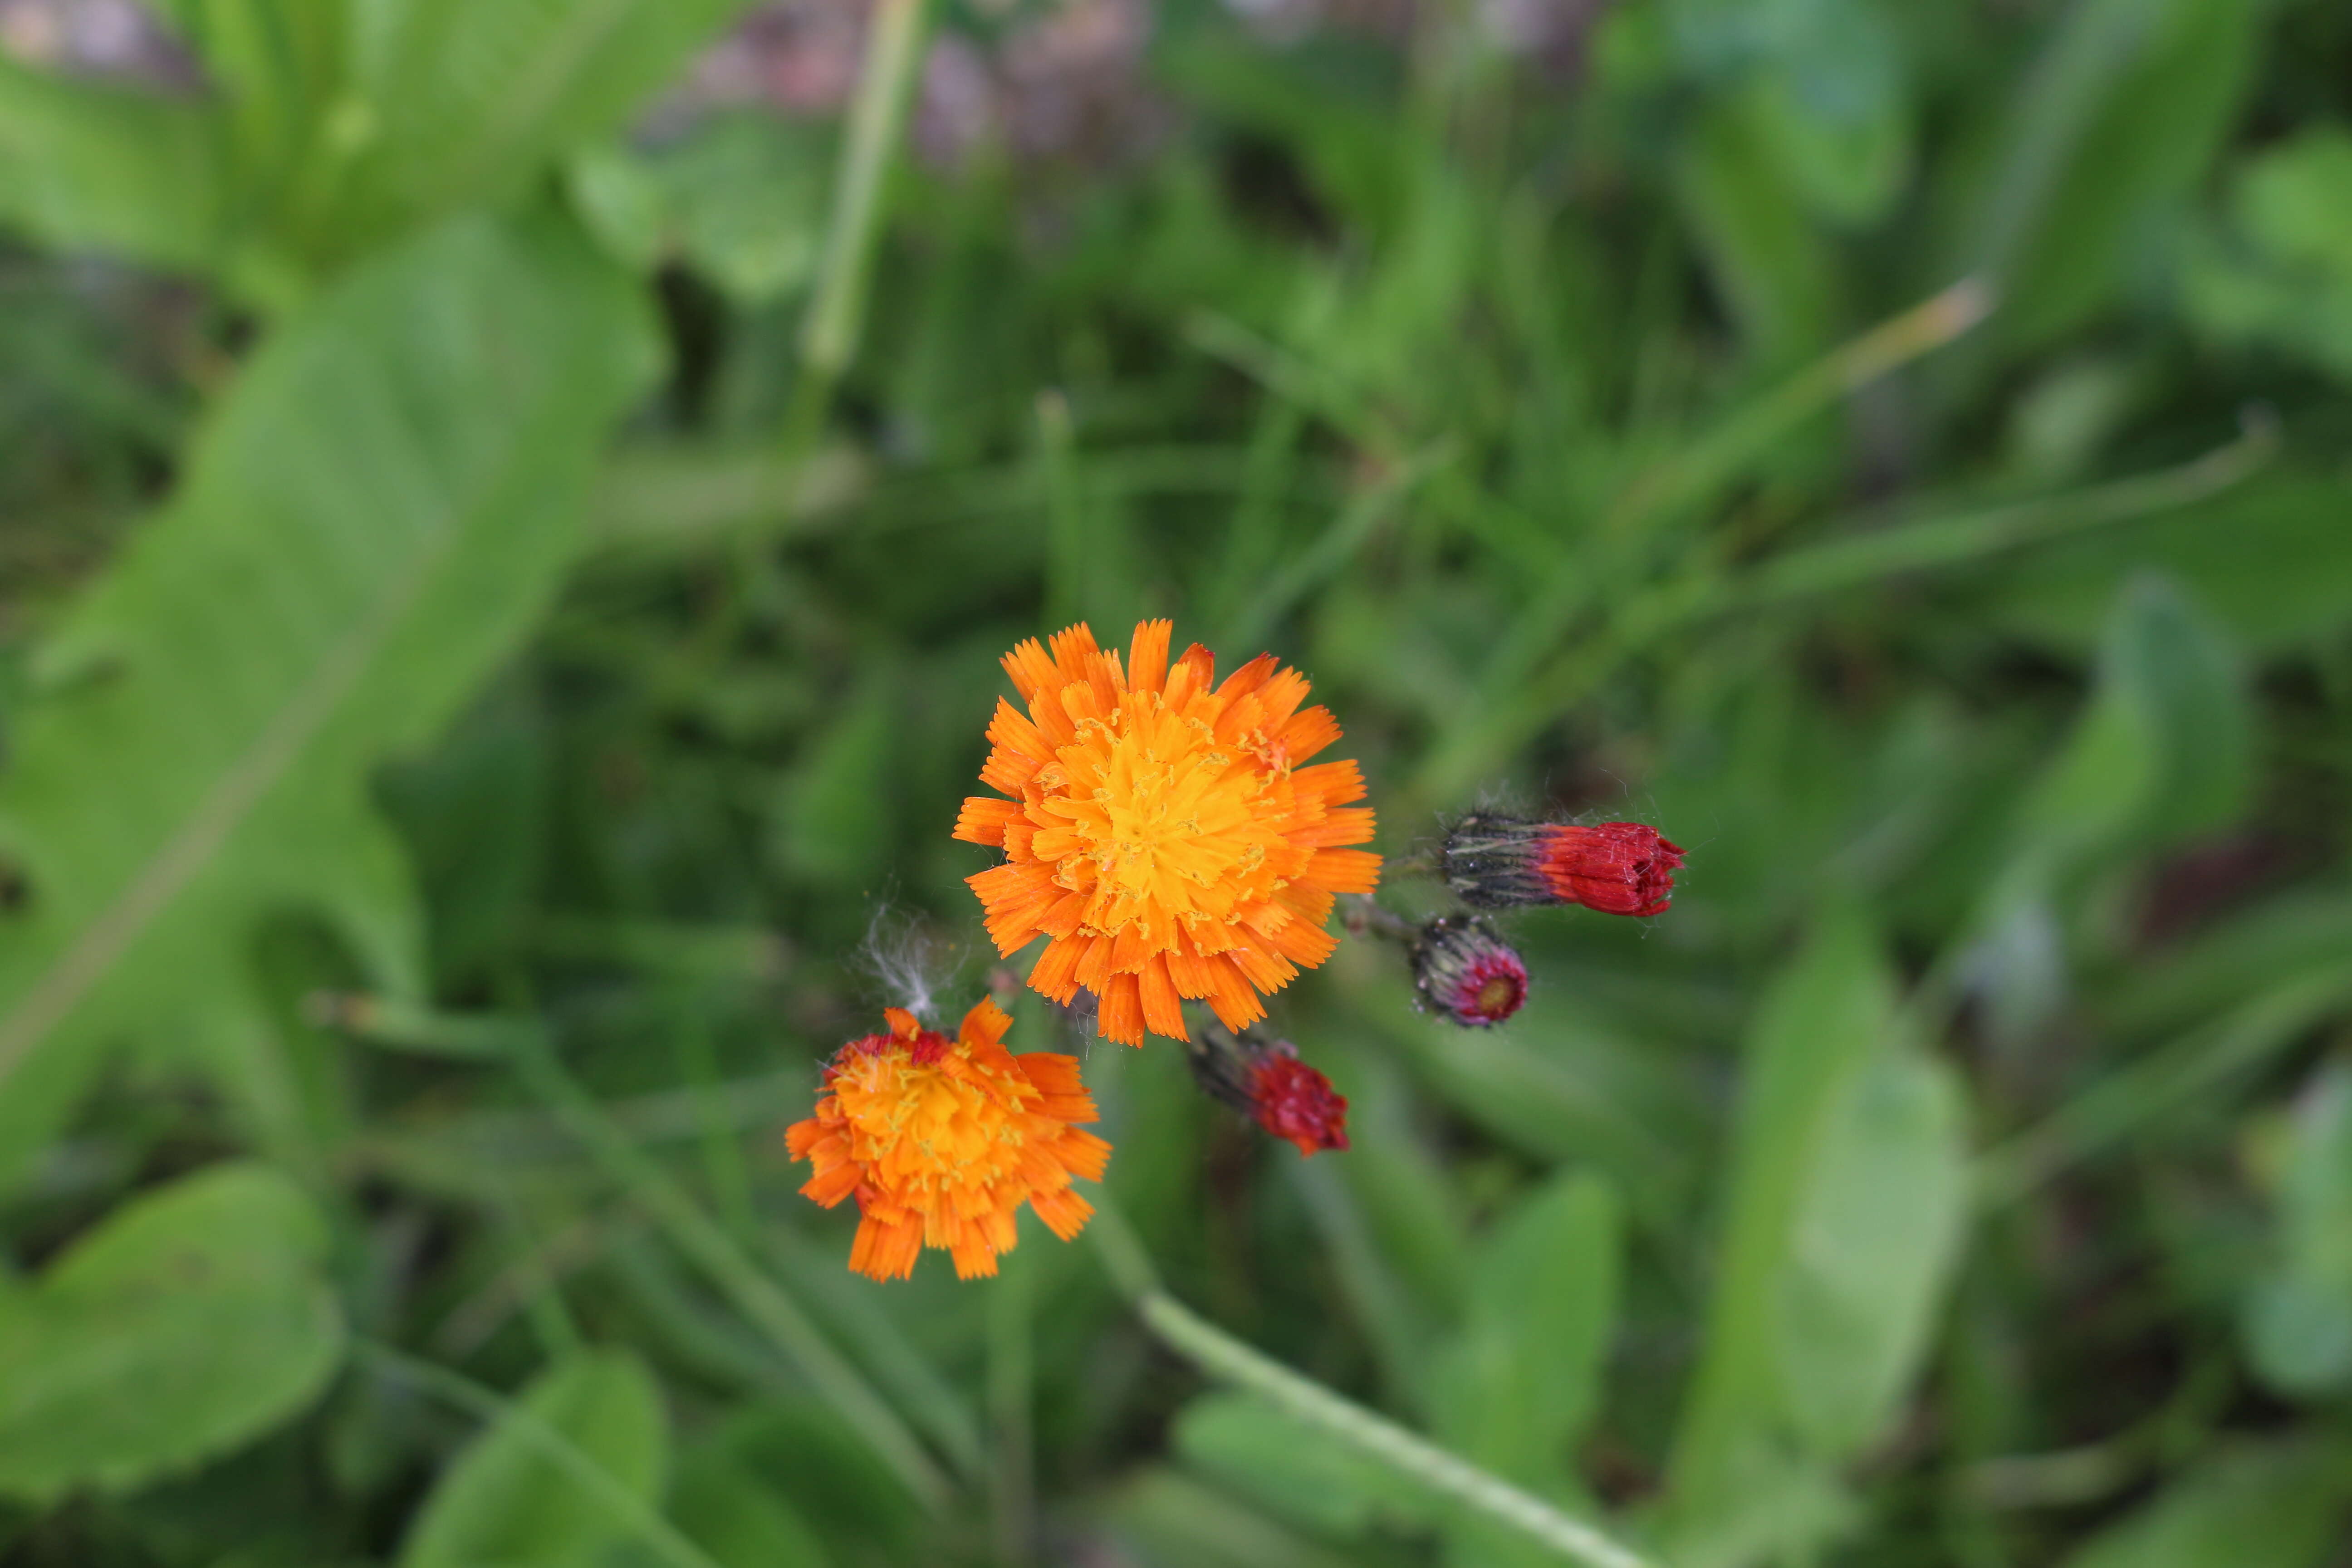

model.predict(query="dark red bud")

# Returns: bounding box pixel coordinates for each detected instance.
[1537,823,1684,916]
[1442,813,1684,916]
[1247,1044,1351,1157]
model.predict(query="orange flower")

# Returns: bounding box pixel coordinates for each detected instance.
[786,1000,1110,1281]
[954,621,1381,1045]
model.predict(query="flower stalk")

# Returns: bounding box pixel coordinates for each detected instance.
[1087,1206,1661,1568]
[784,0,933,453]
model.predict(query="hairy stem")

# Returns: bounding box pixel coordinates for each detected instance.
[784,0,931,452]
[1088,1208,1661,1568]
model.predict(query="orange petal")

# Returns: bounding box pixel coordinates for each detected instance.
[1306,847,1383,894]
[799,1159,861,1208]
[851,1215,924,1282]
[1301,806,1377,848]
[955,796,1021,847]
[1165,642,1216,706]
[1029,933,1086,1003]
[1139,953,1187,1039]
[951,1229,1001,1280]
[1030,1184,1096,1240]
[1270,915,1339,969]
[1278,706,1343,764]
[1254,667,1312,732]
[959,997,1014,1050]
[1128,619,1171,695]
[1294,759,1368,807]
[1049,623,1100,685]
[1215,652,1279,706]
[1002,637,1058,702]
[1097,971,1145,1045]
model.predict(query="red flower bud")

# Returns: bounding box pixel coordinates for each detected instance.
[1442,814,1684,916]
[1410,916,1529,1026]
[1246,1044,1351,1157]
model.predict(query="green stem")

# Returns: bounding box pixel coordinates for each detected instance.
[784,0,932,451]
[1724,410,2278,609]
[511,1038,955,1508]
[1606,276,1996,537]
[986,1245,1037,1564]
[1137,1291,1658,1568]
[356,1339,725,1568]
[1471,278,1994,707]
[1086,1209,1660,1568]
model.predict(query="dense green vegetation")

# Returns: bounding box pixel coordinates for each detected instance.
[3,0,2352,1563]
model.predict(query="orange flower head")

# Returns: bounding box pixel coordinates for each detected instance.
[954,621,1381,1045]
[785,1000,1110,1282]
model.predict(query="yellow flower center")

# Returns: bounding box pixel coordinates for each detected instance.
[1039,696,1288,940]
[833,1055,1036,1188]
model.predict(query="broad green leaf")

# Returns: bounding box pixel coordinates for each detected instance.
[568,117,828,303]
[0,57,228,271]
[659,114,828,305]
[2057,1440,2352,1568]
[1776,1041,1967,1455]
[1432,1172,1619,1480]
[1326,1055,1469,1334]
[2242,1063,2352,1397]
[2182,127,2352,380]
[2014,575,2248,862]
[1678,0,1910,228]
[1432,1173,1622,1568]
[164,0,347,216]
[687,1401,929,1565]
[397,1349,669,1568]
[1967,575,2248,1038]
[0,212,660,1184]
[1099,1465,1377,1568]
[323,0,757,261]
[1950,0,2265,348]
[1741,58,1910,228]
[669,1449,831,1568]
[0,1162,344,1502]
[566,144,671,273]
[1171,1391,1429,1539]
[1986,473,2352,657]
[1664,906,1966,1566]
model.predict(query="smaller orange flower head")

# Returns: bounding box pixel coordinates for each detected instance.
[954,621,1381,1046]
[786,1000,1110,1282]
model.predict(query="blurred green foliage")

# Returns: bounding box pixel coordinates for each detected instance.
[1,0,2351,1564]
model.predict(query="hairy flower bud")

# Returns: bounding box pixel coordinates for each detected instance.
[1441,814,1684,916]
[1183,1029,1351,1156]
[1410,916,1528,1026]
[1247,1045,1352,1156]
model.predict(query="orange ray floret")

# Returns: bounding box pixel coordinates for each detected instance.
[785,1000,1111,1281]
[954,620,1381,1045]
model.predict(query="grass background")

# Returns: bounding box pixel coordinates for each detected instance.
[2,0,2352,1563]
